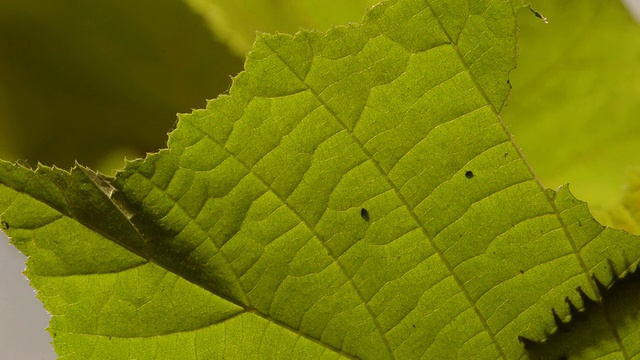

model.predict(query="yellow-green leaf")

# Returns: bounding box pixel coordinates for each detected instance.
[2,0,640,359]
[185,0,380,55]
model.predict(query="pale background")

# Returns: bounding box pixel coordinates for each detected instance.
[1,1,639,359]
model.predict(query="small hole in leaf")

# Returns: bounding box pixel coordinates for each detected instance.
[1,221,8,231]
[360,208,370,222]
[465,171,474,179]
[519,270,524,274]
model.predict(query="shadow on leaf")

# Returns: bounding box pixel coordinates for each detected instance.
[523,261,640,359]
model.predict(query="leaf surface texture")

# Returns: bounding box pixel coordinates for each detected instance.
[1,0,640,359]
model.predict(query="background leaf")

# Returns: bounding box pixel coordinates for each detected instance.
[0,0,243,172]
[184,0,381,55]
[503,0,640,215]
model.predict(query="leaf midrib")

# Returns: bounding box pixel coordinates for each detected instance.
[83,168,362,358]
[7,165,359,359]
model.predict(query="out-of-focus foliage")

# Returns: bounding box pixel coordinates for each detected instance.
[596,170,640,235]
[504,0,640,213]
[184,0,381,55]
[0,0,244,173]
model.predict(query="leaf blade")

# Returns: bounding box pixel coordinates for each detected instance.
[3,0,640,359]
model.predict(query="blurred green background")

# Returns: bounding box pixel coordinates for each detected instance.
[504,0,640,211]
[0,0,244,173]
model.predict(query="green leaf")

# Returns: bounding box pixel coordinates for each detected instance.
[503,0,640,212]
[525,268,640,360]
[185,0,380,55]
[2,0,640,358]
